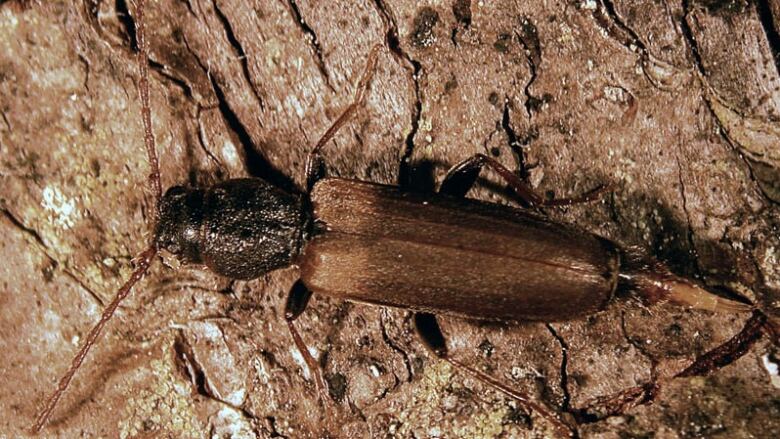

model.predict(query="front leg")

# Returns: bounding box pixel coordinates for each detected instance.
[305,45,381,192]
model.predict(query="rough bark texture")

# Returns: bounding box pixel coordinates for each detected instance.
[2,0,780,438]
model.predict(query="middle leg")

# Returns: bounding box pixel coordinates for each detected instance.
[439,153,608,207]
[284,279,330,403]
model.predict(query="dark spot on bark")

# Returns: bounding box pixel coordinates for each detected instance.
[503,404,532,428]
[494,33,512,53]
[488,91,500,106]
[665,322,684,337]
[327,372,347,402]
[41,259,57,283]
[412,355,425,374]
[452,0,472,28]
[478,338,494,357]
[411,6,439,48]
[444,75,458,93]
[90,158,101,178]
[695,0,749,15]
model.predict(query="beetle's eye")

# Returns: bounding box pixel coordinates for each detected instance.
[165,186,187,197]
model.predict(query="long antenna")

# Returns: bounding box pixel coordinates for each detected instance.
[32,0,161,431]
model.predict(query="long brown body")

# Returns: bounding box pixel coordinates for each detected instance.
[300,178,620,322]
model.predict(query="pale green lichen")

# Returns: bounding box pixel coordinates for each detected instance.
[388,361,541,439]
[120,344,202,439]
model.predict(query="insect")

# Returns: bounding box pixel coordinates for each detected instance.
[29,0,778,437]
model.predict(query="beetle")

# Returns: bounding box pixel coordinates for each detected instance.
[30,0,776,437]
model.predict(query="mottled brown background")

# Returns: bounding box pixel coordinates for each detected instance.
[1,0,780,437]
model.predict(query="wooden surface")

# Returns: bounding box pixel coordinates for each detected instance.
[1,0,780,437]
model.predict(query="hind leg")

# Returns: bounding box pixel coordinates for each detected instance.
[413,313,575,437]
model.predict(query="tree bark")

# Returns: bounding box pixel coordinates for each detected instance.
[1,0,779,437]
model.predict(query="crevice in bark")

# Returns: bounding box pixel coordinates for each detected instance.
[674,153,704,278]
[756,0,780,74]
[450,0,471,47]
[545,324,572,414]
[173,330,260,420]
[211,0,265,112]
[588,0,645,56]
[514,16,541,118]
[148,58,193,98]
[501,102,532,181]
[600,0,647,52]
[0,110,10,132]
[379,309,413,383]
[372,0,423,191]
[680,0,705,73]
[116,0,138,52]
[194,106,227,174]
[283,0,334,91]
[679,3,774,205]
[1,207,106,306]
[208,74,296,193]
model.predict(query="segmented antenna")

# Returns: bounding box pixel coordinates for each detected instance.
[32,0,161,431]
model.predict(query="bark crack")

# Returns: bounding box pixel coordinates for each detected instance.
[206,64,296,192]
[514,16,541,117]
[148,59,193,98]
[211,0,265,112]
[372,0,423,190]
[599,0,647,53]
[756,0,780,75]
[545,324,572,413]
[501,101,535,181]
[680,0,705,73]
[1,109,11,132]
[173,330,260,420]
[587,0,646,58]
[283,0,334,91]
[379,309,413,383]
[674,153,703,278]
[1,207,105,306]
[679,1,774,204]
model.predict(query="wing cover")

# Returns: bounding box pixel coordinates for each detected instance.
[299,178,619,321]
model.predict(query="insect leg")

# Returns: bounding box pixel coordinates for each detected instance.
[676,310,768,378]
[440,153,608,207]
[304,45,382,193]
[575,310,772,422]
[284,279,330,403]
[413,313,575,438]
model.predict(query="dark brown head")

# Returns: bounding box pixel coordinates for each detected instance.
[154,178,309,279]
